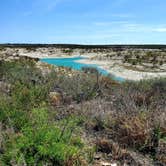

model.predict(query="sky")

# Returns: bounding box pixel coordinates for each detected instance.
[0,0,166,44]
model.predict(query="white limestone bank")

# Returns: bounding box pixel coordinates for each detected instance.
[1,46,166,81]
[76,59,166,81]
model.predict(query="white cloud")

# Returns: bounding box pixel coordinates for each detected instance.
[93,21,129,26]
[93,22,111,26]
[111,13,133,18]
[154,28,166,32]
[93,21,166,34]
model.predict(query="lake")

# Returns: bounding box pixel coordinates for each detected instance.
[40,57,124,82]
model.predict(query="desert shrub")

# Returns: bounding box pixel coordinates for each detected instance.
[126,58,138,65]
[146,51,153,58]
[119,78,166,109]
[123,55,129,63]
[104,78,166,146]
[5,61,42,85]
[0,57,165,165]
[159,61,163,65]
[111,114,152,149]
[96,138,114,154]
[131,59,137,65]
[0,59,87,165]
[0,104,29,132]
[11,81,49,111]
[81,67,99,74]
[0,60,4,79]
[0,60,57,119]
[1,108,82,166]
[0,46,5,51]
[78,77,166,164]
[53,72,99,103]
[63,49,73,54]
[95,138,127,160]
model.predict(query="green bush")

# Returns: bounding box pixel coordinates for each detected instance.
[0,97,29,130]
[0,60,85,165]
[53,72,98,103]
[1,108,81,166]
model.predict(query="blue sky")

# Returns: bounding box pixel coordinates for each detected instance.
[0,0,166,44]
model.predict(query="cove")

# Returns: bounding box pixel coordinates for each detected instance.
[40,57,124,82]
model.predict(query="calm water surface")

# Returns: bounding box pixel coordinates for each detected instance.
[40,57,124,82]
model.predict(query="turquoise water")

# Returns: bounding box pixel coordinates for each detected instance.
[40,57,124,82]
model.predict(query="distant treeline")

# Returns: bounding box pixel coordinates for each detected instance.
[1,43,166,49]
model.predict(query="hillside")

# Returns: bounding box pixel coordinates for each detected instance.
[0,46,166,166]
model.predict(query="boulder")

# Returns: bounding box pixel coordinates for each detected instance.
[94,153,102,160]
[93,161,117,166]
[101,162,114,166]
[49,91,63,106]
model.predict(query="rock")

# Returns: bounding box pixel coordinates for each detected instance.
[123,163,129,166]
[100,162,116,166]
[93,161,113,166]
[94,153,102,160]
[110,163,117,166]
[49,91,63,106]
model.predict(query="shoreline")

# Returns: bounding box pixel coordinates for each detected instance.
[2,46,166,81]
[21,53,166,81]
[75,59,166,81]
[32,53,166,81]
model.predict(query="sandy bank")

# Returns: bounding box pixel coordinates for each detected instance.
[2,46,165,81]
[76,59,166,81]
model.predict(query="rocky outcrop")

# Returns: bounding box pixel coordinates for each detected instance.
[49,91,63,106]
[49,90,73,106]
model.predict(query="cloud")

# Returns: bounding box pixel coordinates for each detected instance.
[93,21,129,26]
[111,13,133,18]
[120,24,166,33]
[117,24,166,34]
[93,21,166,34]
[93,21,143,32]
[154,28,166,32]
